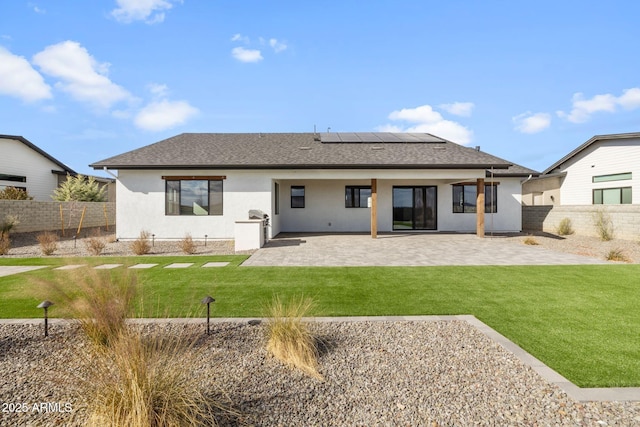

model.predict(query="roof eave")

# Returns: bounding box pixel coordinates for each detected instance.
[1,134,76,175]
[542,132,640,174]
[93,163,512,171]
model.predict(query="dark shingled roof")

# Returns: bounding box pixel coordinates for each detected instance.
[90,132,538,176]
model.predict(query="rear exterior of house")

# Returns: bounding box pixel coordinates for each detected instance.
[91,132,536,241]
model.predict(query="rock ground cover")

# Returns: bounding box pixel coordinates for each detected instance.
[2,321,640,426]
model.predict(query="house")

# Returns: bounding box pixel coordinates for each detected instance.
[0,134,116,202]
[522,132,640,206]
[1,134,76,201]
[90,132,537,242]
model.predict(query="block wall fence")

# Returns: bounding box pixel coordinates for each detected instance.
[0,200,116,234]
[523,205,640,240]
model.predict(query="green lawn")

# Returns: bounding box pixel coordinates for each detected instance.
[1,256,639,388]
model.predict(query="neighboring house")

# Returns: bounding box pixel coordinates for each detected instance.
[90,132,537,241]
[0,134,116,202]
[523,132,640,206]
[1,134,76,201]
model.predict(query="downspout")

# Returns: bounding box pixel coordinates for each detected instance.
[103,167,118,180]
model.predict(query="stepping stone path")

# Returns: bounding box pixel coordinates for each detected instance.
[0,261,228,277]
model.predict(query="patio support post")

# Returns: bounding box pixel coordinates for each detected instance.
[371,178,377,239]
[476,178,485,237]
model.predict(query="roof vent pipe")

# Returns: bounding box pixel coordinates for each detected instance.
[475,146,481,151]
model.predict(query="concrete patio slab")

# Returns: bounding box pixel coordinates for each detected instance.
[129,263,159,269]
[202,262,229,268]
[53,264,85,270]
[164,263,194,268]
[242,233,609,266]
[94,264,123,269]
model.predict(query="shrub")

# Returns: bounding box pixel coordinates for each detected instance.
[0,215,18,256]
[85,233,107,256]
[37,232,58,256]
[52,173,106,202]
[0,233,10,255]
[593,209,614,241]
[523,236,539,245]
[0,186,33,200]
[606,248,629,262]
[1,215,19,235]
[131,230,151,255]
[180,233,197,254]
[265,295,323,380]
[556,218,574,236]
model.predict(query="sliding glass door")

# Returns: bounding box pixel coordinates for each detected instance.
[393,186,437,230]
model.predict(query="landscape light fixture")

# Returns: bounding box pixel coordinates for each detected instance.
[37,300,54,337]
[201,296,215,335]
[204,234,208,247]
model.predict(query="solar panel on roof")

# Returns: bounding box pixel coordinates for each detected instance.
[319,132,446,143]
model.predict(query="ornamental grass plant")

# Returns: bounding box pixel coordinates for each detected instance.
[131,230,152,255]
[40,267,137,347]
[36,231,58,256]
[38,267,234,425]
[85,327,227,427]
[265,295,323,380]
[556,218,574,236]
[179,233,197,255]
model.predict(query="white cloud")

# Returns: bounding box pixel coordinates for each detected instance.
[29,3,46,14]
[269,38,287,53]
[32,40,131,109]
[231,47,263,63]
[618,87,640,110]
[557,88,640,123]
[379,104,474,144]
[147,82,168,97]
[438,102,474,117]
[231,33,250,44]
[0,46,52,102]
[111,0,181,24]
[512,112,551,134]
[134,99,198,131]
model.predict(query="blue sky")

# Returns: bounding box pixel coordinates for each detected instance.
[1,0,639,176]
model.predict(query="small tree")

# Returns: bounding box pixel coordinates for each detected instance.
[52,174,106,202]
[0,186,33,200]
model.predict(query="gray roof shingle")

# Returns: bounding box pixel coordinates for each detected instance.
[90,132,537,175]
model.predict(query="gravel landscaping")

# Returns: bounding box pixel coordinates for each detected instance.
[2,320,640,426]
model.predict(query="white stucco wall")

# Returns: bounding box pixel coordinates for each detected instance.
[559,138,640,205]
[116,169,273,240]
[1,138,66,201]
[115,168,525,239]
[278,176,523,233]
